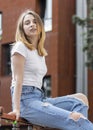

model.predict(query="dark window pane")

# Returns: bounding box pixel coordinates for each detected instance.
[1,44,12,76]
[42,75,51,97]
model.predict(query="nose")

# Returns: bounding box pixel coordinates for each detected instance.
[30,21,34,27]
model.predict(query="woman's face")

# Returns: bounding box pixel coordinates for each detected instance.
[23,14,39,37]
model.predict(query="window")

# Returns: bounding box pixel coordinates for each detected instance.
[1,44,12,76]
[36,0,52,32]
[39,0,46,22]
[44,0,52,32]
[42,75,51,97]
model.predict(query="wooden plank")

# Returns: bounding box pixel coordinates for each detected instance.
[0,106,59,130]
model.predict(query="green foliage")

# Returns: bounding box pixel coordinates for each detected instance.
[72,15,87,27]
[72,0,93,70]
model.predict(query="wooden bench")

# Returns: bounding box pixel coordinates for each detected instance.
[0,106,58,130]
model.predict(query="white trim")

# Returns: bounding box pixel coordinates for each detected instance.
[44,0,52,32]
[0,12,2,36]
[76,0,88,95]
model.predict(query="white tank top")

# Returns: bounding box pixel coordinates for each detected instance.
[11,41,47,89]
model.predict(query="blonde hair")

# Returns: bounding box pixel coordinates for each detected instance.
[15,9,47,56]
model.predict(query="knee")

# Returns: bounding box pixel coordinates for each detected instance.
[75,93,89,106]
[69,111,86,121]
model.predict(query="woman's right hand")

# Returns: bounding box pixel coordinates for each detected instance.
[8,109,20,121]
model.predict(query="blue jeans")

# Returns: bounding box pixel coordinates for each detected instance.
[11,86,93,130]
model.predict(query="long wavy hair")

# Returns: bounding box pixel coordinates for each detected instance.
[15,9,47,56]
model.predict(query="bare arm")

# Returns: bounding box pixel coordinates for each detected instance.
[9,53,25,120]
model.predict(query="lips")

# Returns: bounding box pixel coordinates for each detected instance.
[30,28,37,32]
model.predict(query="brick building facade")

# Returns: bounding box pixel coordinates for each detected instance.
[0,0,93,126]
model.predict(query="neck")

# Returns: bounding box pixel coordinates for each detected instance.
[28,36,39,49]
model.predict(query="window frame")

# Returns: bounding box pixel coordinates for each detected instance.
[44,0,52,32]
[0,11,2,38]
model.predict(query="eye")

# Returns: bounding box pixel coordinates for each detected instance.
[33,19,37,24]
[24,20,30,25]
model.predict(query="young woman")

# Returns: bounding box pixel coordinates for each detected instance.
[9,9,93,130]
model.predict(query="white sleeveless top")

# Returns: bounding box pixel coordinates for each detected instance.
[11,41,47,89]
